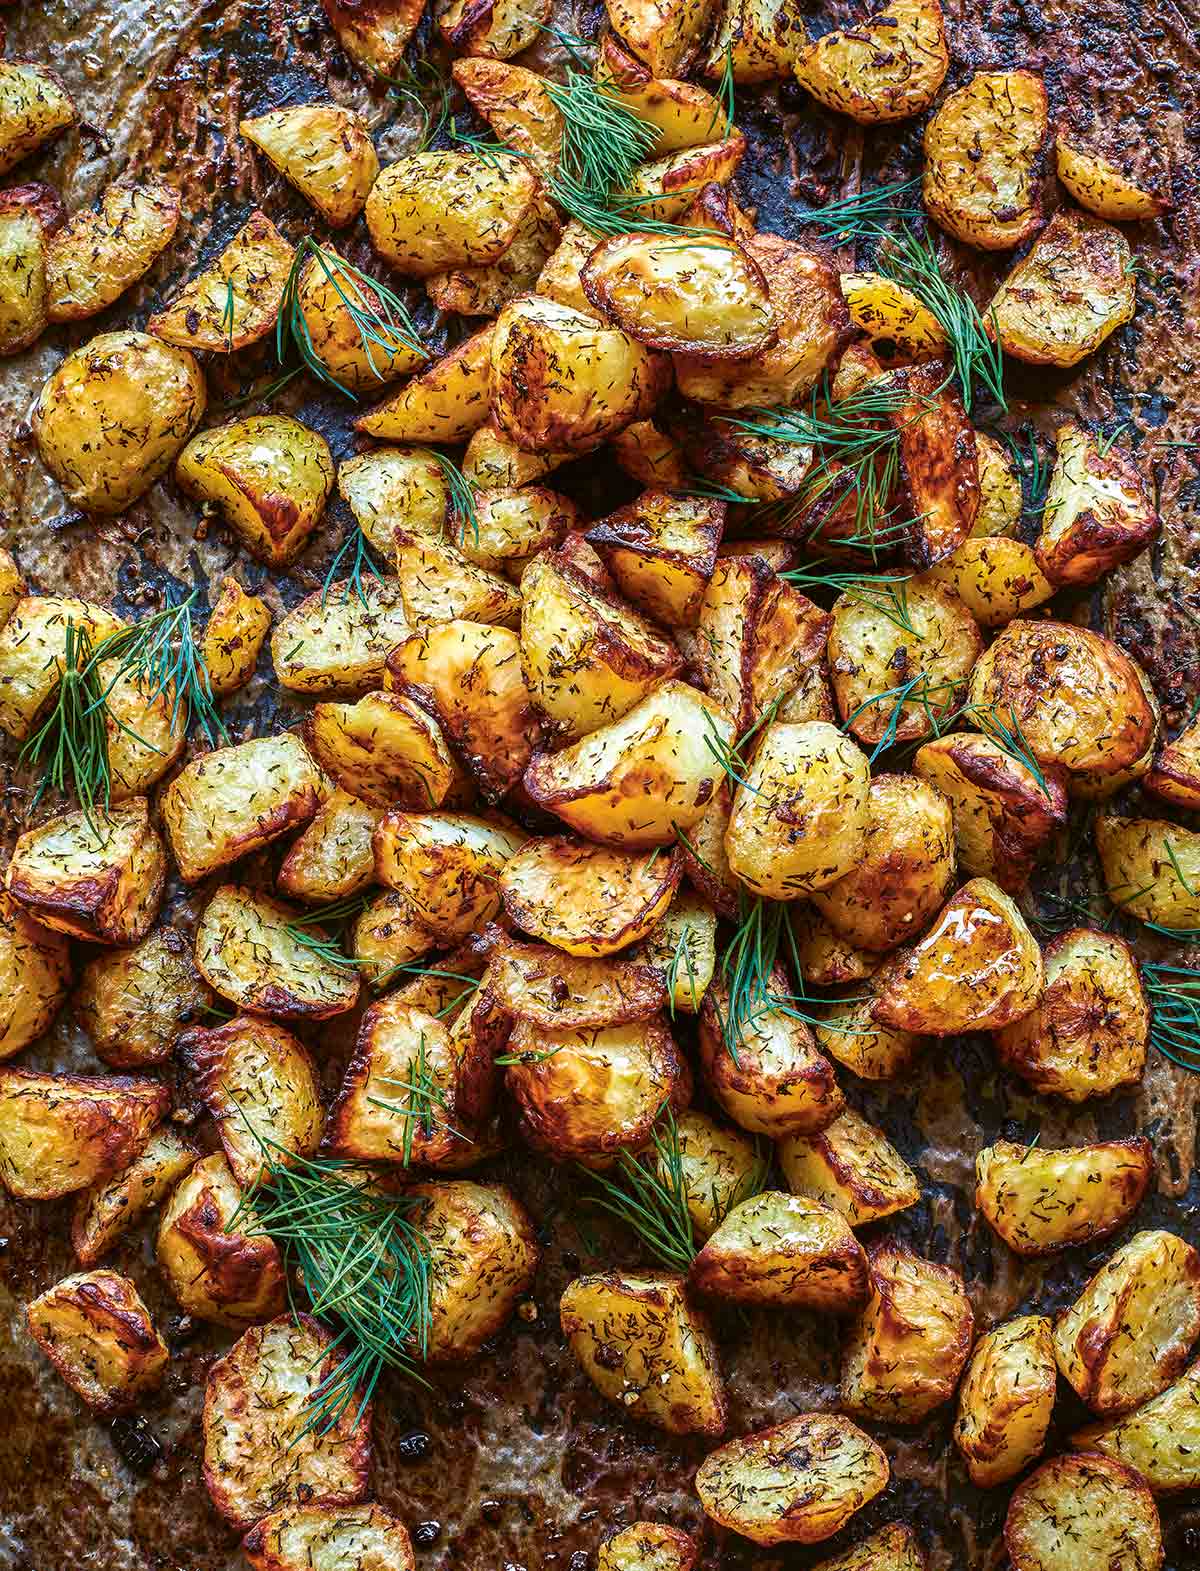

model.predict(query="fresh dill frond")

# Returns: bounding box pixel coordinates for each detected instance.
[664,921,700,1019]
[107,587,227,745]
[368,1030,465,1166]
[1143,962,1200,1072]
[322,525,386,610]
[960,700,1051,799]
[782,563,916,634]
[999,427,1051,523]
[19,619,111,824]
[579,1105,697,1270]
[712,42,735,134]
[800,177,923,242]
[372,55,451,151]
[284,893,371,969]
[1097,422,1130,456]
[436,451,481,544]
[1164,837,1197,897]
[669,477,761,505]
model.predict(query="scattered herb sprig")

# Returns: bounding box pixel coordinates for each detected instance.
[1143,962,1200,1072]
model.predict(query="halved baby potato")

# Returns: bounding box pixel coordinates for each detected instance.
[810,1525,925,1571]
[0,1067,167,1200]
[889,361,981,567]
[840,269,946,363]
[779,1107,921,1227]
[1073,1360,1200,1493]
[585,489,722,627]
[373,811,525,938]
[297,246,428,393]
[457,484,581,572]
[1056,134,1169,221]
[1004,1453,1163,1571]
[303,691,455,808]
[923,69,1048,250]
[973,431,1023,538]
[794,0,948,123]
[395,538,521,628]
[453,58,562,178]
[239,103,378,227]
[597,1523,697,1571]
[1146,710,1200,812]
[690,1190,867,1310]
[0,63,76,177]
[320,0,424,75]
[157,1152,285,1327]
[636,893,717,1015]
[272,577,411,696]
[0,187,51,356]
[975,1136,1153,1257]
[702,0,807,83]
[622,134,746,224]
[243,1504,415,1571]
[26,1269,167,1414]
[71,1126,198,1266]
[1093,815,1200,932]
[365,150,537,275]
[349,889,436,988]
[1036,421,1158,586]
[486,935,666,1029]
[149,209,293,349]
[499,838,681,956]
[75,924,209,1069]
[814,987,923,1082]
[954,1314,1056,1487]
[605,0,717,77]
[425,189,560,320]
[194,885,360,1019]
[355,322,493,444]
[201,575,271,696]
[462,416,572,488]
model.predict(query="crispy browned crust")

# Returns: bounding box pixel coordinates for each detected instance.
[930,732,1069,893]
[487,936,667,1028]
[26,1270,167,1415]
[2,179,65,234]
[889,360,980,567]
[0,1067,169,1199]
[585,493,724,574]
[170,1170,285,1308]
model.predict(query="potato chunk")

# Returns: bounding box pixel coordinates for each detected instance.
[26,1270,167,1414]
[1094,815,1200,931]
[272,577,410,696]
[994,929,1148,1102]
[690,1190,867,1309]
[350,889,436,987]
[779,1107,920,1227]
[813,987,922,1081]
[46,175,179,322]
[1056,135,1169,221]
[500,838,680,956]
[240,104,378,227]
[1036,421,1158,586]
[75,925,209,1069]
[922,536,1053,626]
[200,575,270,696]
[793,0,947,122]
[304,691,454,808]
[243,1503,414,1571]
[425,189,560,319]
[488,935,666,1032]
[954,1315,1056,1487]
[696,1412,887,1545]
[71,1126,197,1267]
[1073,1359,1200,1493]
[1054,1231,1200,1417]
[606,0,716,76]
[988,209,1135,367]
[1147,710,1200,812]
[194,885,360,1019]
[149,209,293,350]
[840,269,945,363]
[297,247,427,393]
[975,1136,1153,1257]
[32,329,206,514]
[320,0,424,75]
[366,150,536,276]
[811,1524,925,1571]
[355,323,494,444]
[0,191,49,356]
[337,448,449,555]
[203,1314,372,1530]
[585,489,721,627]
[373,811,524,938]
[840,1241,973,1423]
[0,596,116,739]
[597,1522,697,1571]
[395,538,521,627]
[453,58,562,178]
[561,1271,725,1435]
[1004,1454,1163,1571]
[0,1067,167,1200]
[158,1152,285,1327]
[923,70,1048,249]
[0,891,70,1059]
[0,62,76,176]
[636,894,717,1015]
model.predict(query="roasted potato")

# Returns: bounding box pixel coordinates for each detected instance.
[954,1315,1056,1487]
[98,656,187,802]
[653,1108,764,1240]
[194,884,361,1019]
[438,0,548,56]
[200,575,271,696]
[355,322,494,443]
[338,447,451,554]
[240,103,378,226]
[320,0,424,75]
[486,938,661,1037]
[243,1503,415,1571]
[636,893,717,1015]
[373,811,524,938]
[810,1524,926,1571]
[0,891,70,1060]
[75,925,209,1069]
[606,0,715,76]
[0,545,24,631]
[975,1136,1153,1257]
[32,329,205,514]
[813,987,923,1081]
[1073,1359,1200,1493]
[162,733,323,883]
[304,691,455,808]
[597,1522,697,1571]
[973,431,1023,538]
[0,185,50,355]
[1004,1453,1163,1571]
[0,62,76,176]
[455,484,581,573]
[789,903,876,987]
[585,489,722,627]
[603,48,733,152]
[202,1314,372,1530]
[425,190,561,318]
[506,1017,684,1161]
[0,1067,167,1200]
[923,70,1048,249]
[1036,421,1158,586]
[779,1107,921,1227]
[1056,134,1169,221]
[922,536,1053,626]
[6,800,165,945]
[277,790,382,903]
[395,538,522,628]
[988,208,1136,367]
[561,1271,726,1435]
[1094,815,1200,931]
[696,1411,888,1545]
[536,218,602,312]
[71,1126,198,1267]
[157,1152,285,1327]
[453,58,562,178]
[272,577,411,696]
[26,1270,167,1414]
[148,209,293,350]
[366,150,537,275]
[840,269,945,363]
[702,0,807,82]
[888,361,981,567]
[462,416,572,487]
[298,247,428,392]
[794,0,947,122]
[994,928,1148,1101]
[1146,710,1200,812]
[46,175,178,322]
[1054,1230,1200,1417]
[690,1189,867,1310]
[349,888,436,987]
[840,1241,973,1423]
[624,134,746,226]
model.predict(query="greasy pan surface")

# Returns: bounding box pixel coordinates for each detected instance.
[0,0,1199,1567]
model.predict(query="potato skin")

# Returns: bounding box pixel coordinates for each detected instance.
[923,69,1048,250]
[157,1152,285,1327]
[242,1503,415,1571]
[240,103,379,227]
[954,1315,1056,1487]
[923,536,1053,626]
[0,192,48,356]
[695,1411,888,1545]
[0,890,70,1059]
[32,329,205,514]
[500,836,681,957]
[975,1136,1153,1257]
[597,1522,697,1571]
[365,150,537,276]
[585,489,722,628]
[453,58,562,178]
[75,924,210,1069]
[606,0,716,77]
[1036,421,1158,587]
[71,1126,198,1267]
[298,246,427,392]
[0,1068,167,1200]
[26,1269,168,1414]
[303,691,455,809]
[373,811,525,938]
[0,62,76,177]
[690,1190,868,1310]
[1073,1359,1200,1493]
[793,0,948,123]
[1146,710,1200,812]
[779,1107,921,1227]
[1004,1453,1163,1571]
[320,0,425,76]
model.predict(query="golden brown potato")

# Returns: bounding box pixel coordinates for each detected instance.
[0,891,70,1060]
[75,925,209,1069]
[453,58,561,177]
[425,190,561,318]
[810,1524,927,1571]
[994,928,1148,1102]
[840,1241,973,1423]
[0,545,24,632]
[194,884,361,1019]
[624,134,746,226]
[162,733,323,883]
[1146,711,1200,812]
[1036,421,1158,586]
[975,1136,1153,1257]
[536,219,601,313]
[972,431,1023,538]
[462,416,572,488]
[200,575,270,696]
[840,270,945,364]
[355,323,494,444]
[366,150,536,276]
[561,1271,726,1435]
[887,361,980,567]
[297,246,427,393]
[438,0,547,55]
[395,538,521,627]
[1054,1231,1200,1417]
[0,187,50,356]
[690,1189,867,1309]
[1094,815,1200,931]
[725,720,872,899]
[6,800,165,946]
[240,103,378,226]
[455,484,580,573]
[46,175,178,322]
[871,877,1042,1034]
[954,1315,1056,1487]
[304,691,454,808]
[656,1108,764,1239]
[603,50,733,153]
[71,1126,197,1267]
[700,976,845,1137]
[1056,135,1169,221]
[486,935,663,1031]
[606,0,716,76]
[597,1522,697,1571]
[812,987,922,1081]
[373,810,524,938]
[1004,1453,1163,1571]
[988,209,1136,367]
[272,577,411,696]
[0,63,76,176]
[696,1412,888,1545]
[349,888,436,988]
[794,0,947,122]
[585,489,721,627]
[97,655,186,803]
[203,1314,372,1530]
[320,0,424,75]
[0,1067,167,1200]
[32,329,205,514]
[1073,1359,1200,1493]
[779,1107,920,1227]
[636,893,717,1015]
[923,70,1048,249]
[500,838,681,957]
[702,0,807,82]
[829,577,982,749]
[338,447,450,554]
[148,209,293,350]
[157,1152,285,1327]
[506,1017,684,1161]
[243,1504,415,1571]
[922,537,1053,626]
[277,790,382,903]
[1079,663,1167,807]
[26,1269,167,1413]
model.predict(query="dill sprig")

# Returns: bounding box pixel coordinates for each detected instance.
[220,279,236,354]
[711,42,735,134]
[999,427,1051,523]
[1143,962,1200,1072]
[579,1105,697,1270]
[800,178,923,242]
[437,452,480,544]
[782,562,916,634]
[368,1030,466,1166]
[702,698,779,793]
[19,619,111,822]
[664,921,700,1019]
[372,55,451,151]
[323,526,386,609]
[284,893,371,969]
[106,588,227,745]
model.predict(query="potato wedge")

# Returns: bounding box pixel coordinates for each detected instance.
[0,891,70,1060]
[1036,421,1158,586]
[0,546,24,633]
[814,988,922,1081]
[486,935,666,1028]
[240,104,378,227]
[354,323,494,443]
[703,0,808,83]
[795,0,947,122]
[1093,815,1200,931]
[297,246,428,392]
[463,416,572,487]
[536,218,601,312]
[1056,134,1169,221]
[194,884,360,1019]
[75,924,209,1069]
[373,810,525,937]
[148,209,292,349]
[696,1412,887,1545]
[1004,1453,1163,1571]
[623,134,745,224]
[1146,710,1200,812]
[349,888,436,988]
[201,575,270,696]
[887,360,980,567]
[0,188,48,355]
[27,1269,167,1414]
[586,489,720,626]
[840,269,946,363]
[157,1151,286,1327]
[690,1190,867,1309]
[71,1127,196,1267]
[0,1067,167,1200]
[810,1525,926,1571]
[923,536,1053,626]
[453,58,562,178]
[660,1109,764,1239]
[779,1107,920,1227]
[366,150,537,275]
[303,690,454,808]
[605,0,716,77]
[0,64,75,176]
[1073,1359,1200,1493]
[438,0,548,56]
[395,538,522,627]
[954,1314,1056,1487]
[457,484,581,572]
[975,1136,1153,1257]
[426,189,561,318]
[923,69,1048,249]
[499,838,680,956]
[320,0,423,74]
[603,47,732,152]
[272,576,410,696]
[243,1504,415,1571]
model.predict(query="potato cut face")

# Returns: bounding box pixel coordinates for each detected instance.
[355,323,494,443]
[47,176,178,322]
[636,893,717,1015]
[373,810,525,938]
[425,190,560,318]
[1036,421,1158,586]
[297,248,428,393]
[26,1269,168,1414]
[201,575,271,696]
[988,209,1135,368]
[779,1107,921,1227]
[239,103,379,227]
[840,269,946,363]
[1094,815,1200,932]
[0,200,47,357]
[810,1524,926,1571]
[975,1136,1153,1257]
[690,1189,867,1310]
[273,577,411,696]
[486,936,667,1029]
[0,596,117,738]
[973,430,1022,538]
[597,1522,697,1571]
[350,888,437,988]
[1056,135,1169,220]
[395,538,522,627]
[304,691,454,808]
[1054,1230,1200,1417]
[462,418,572,489]
[922,536,1053,626]
[278,788,383,902]
[162,732,324,883]
[149,209,293,349]
[0,890,70,1060]
[1004,1453,1163,1571]
[606,0,716,76]
[438,0,549,58]
[76,924,210,1068]
[338,447,451,555]
[696,1411,888,1545]
[994,928,1148,1102]
[365,150,537,276]
[194,884,361,1019]
[456,484,581,572]
[320,0,424,76]
[922,69,1048,249]
[203,1314,372,1529]
[0,62,77,177]
[242,1503,415,1571]
[1074,1358,1200,1493]
[662,1109,764,1239]
[157,1150,286,1326]
[794,0,948,122]
[453,58,563,178]
[702,0,807,82]
[586,488,722,627]
[813,988,922,1082]
[71,1126,198,1267]
[561,1271,726,1435]
[0,1067,167,1200]
[954,1314,1056,1487]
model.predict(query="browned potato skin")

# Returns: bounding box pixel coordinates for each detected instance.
[500,839,683,957]
[1146,711,1200,812]
[586,489,723,627]
[993,928,1148,1103]
[453,58,562,177]
[201,575,271,696]
[365,151,537,276]
[239,103,378,227]
[438,0,549,59]
[840,1241,974,1424]
[1036,422,1159,587]
[0,891,70,1060]
[975,1136,1154,1257]
[26,1269,168,1414]
[810,1524,926,1571]
[695,1412,888,1545]
[355,323,494,443]
[889,360,980,567]
[0,185,53,355]
[923,70,1049,250]
[1093,814,1200,931]
[779,1108,921,1227]
[954,1315,1056,1487]
[242,1503,416,1571]
[606,0,716,77]
[157,1153,286,1327]
[71,1126,198,1267]
[320,0,424,76]
[486,936,666,1029]
[0,1068,168,1200]
[1004,1453,1164,1571]
[793,0,948,123]
[690,1190,868,1310]
[46,175,179,322]
[75,925,210,1069]
[303,691,455,809]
